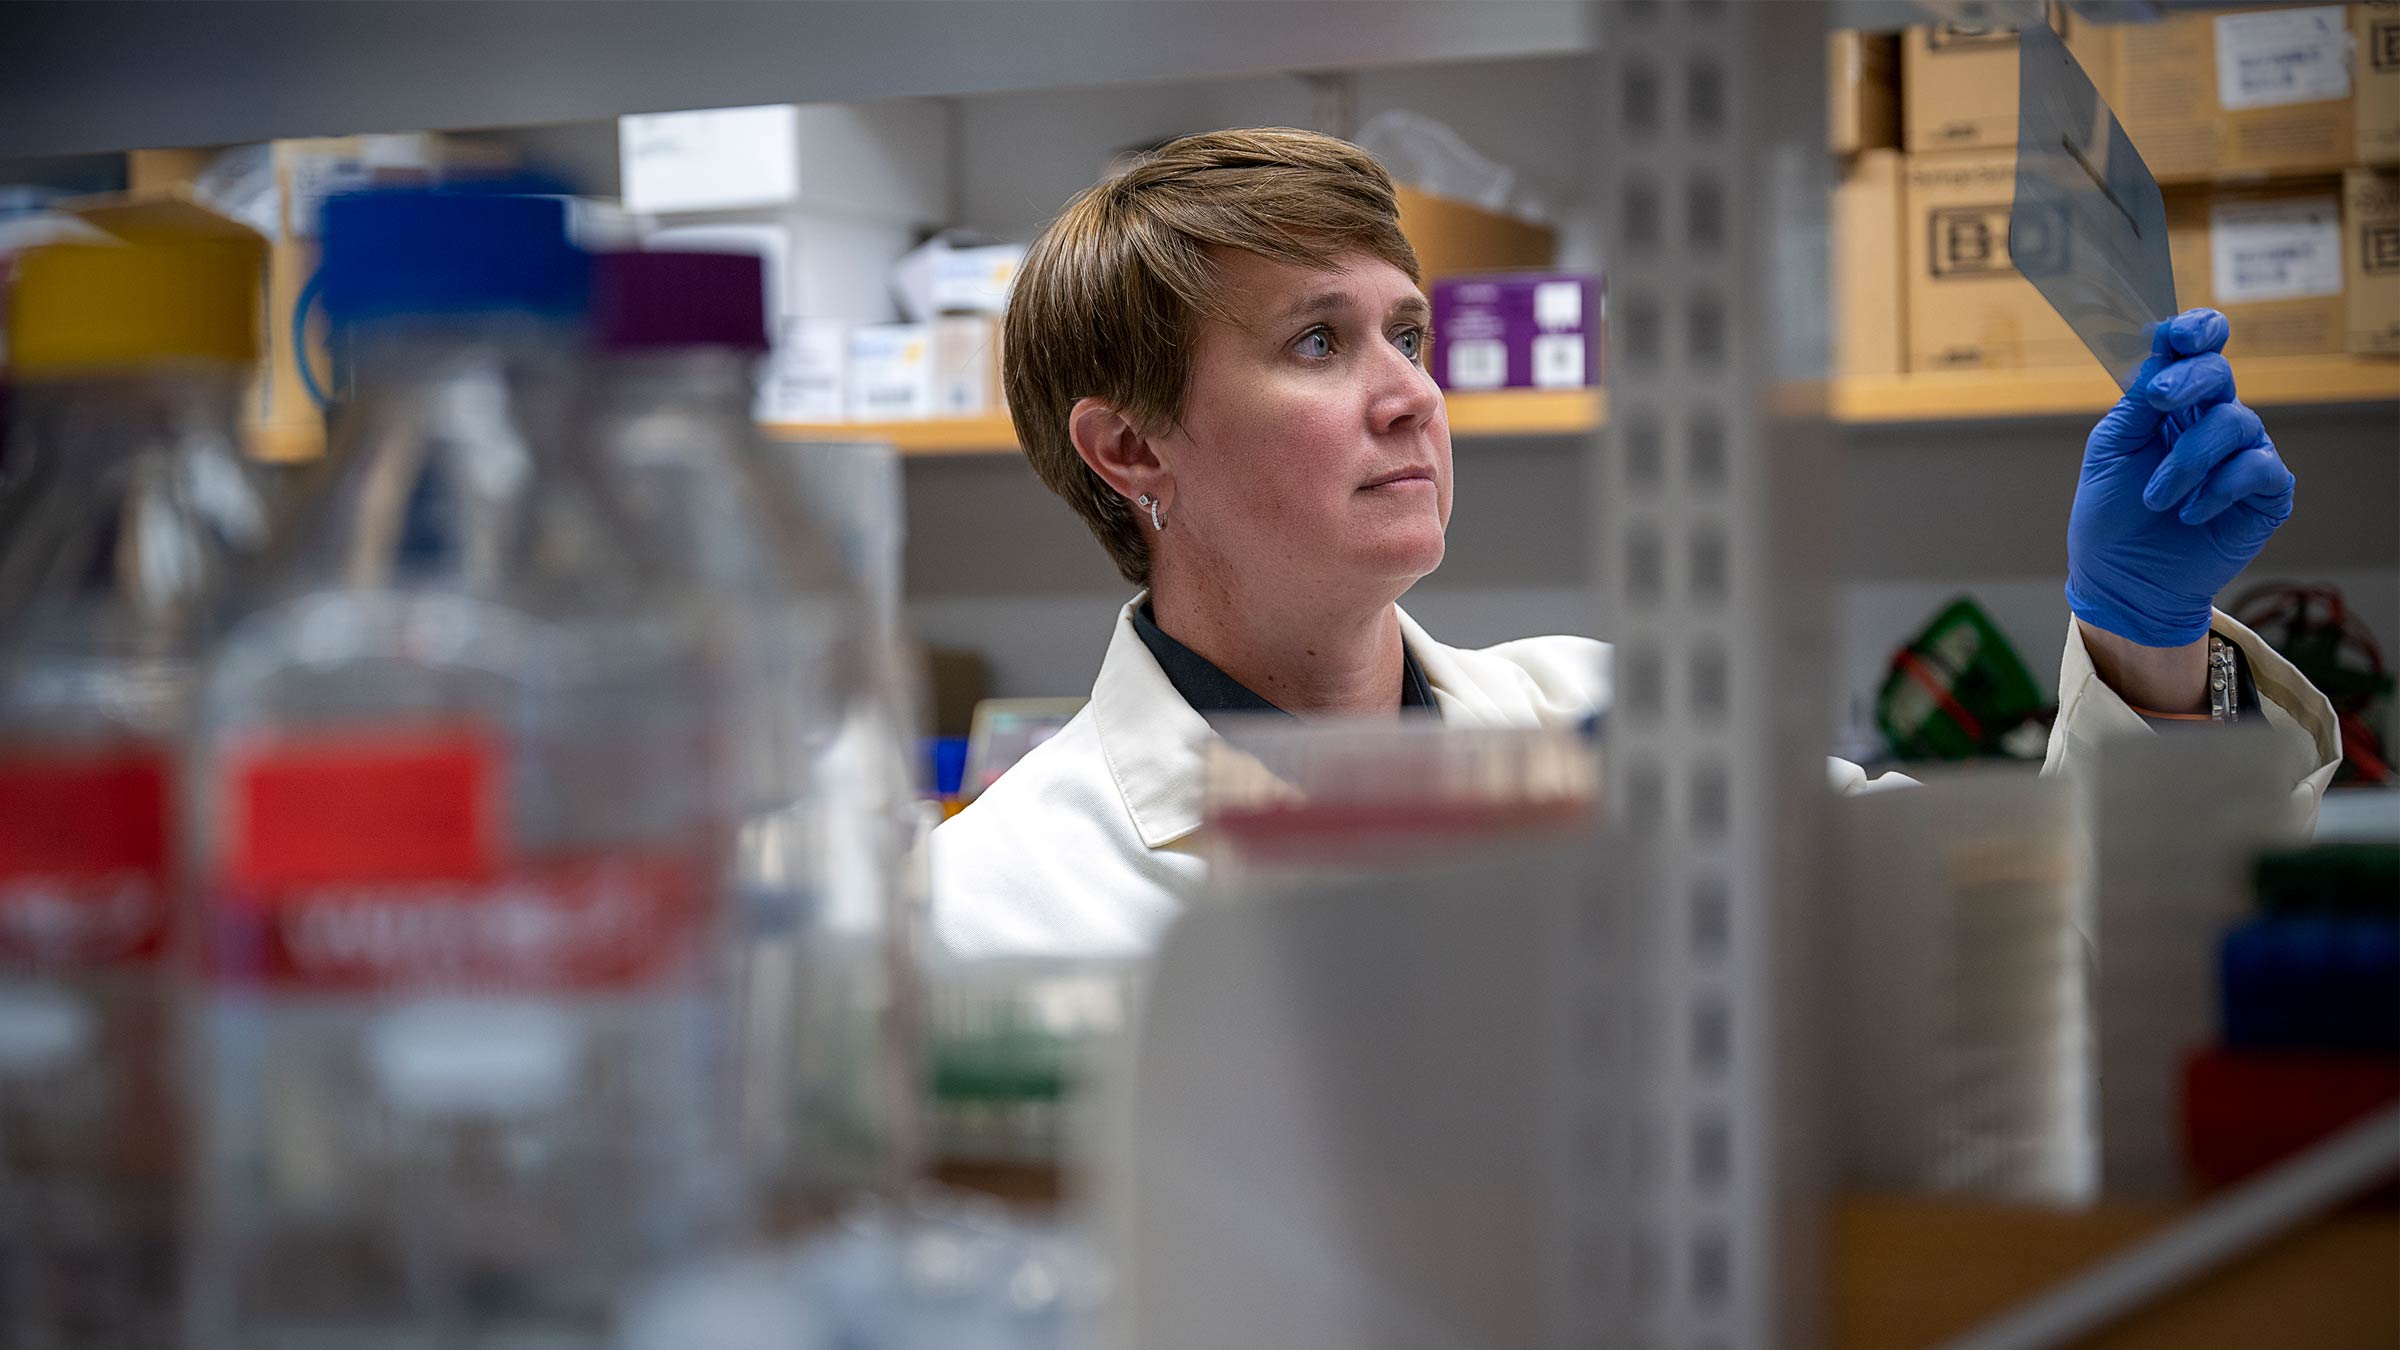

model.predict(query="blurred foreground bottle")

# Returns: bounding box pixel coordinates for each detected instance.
[186,188,743,1343]
[0,229,271,1347]
[586,251,922,1229]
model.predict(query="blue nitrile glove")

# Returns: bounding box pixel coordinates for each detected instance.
[2064,308,2295,649]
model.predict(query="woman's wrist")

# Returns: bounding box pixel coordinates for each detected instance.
[2077,617,2210,715]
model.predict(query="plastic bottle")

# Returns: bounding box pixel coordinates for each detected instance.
[0,231,271,1349]
[585,251,918,1227]
[187,188,741,1344]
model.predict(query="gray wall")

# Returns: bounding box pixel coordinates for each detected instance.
[0,1,1597,158]
[956,54,1604,265]
[903,434,1597,698]
[1836,406,2400,740]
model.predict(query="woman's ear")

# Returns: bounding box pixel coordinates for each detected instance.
[1068,397,1169,508]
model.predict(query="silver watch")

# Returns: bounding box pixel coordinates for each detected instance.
[2207,633,2239,724]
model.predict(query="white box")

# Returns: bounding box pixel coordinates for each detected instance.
[930,316,1002,417]
[761,317,848,423]
[932,243,1027,315]
[845,323,932,421]
[619,104,801,215]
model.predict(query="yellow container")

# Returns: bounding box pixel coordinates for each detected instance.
[10,234,267,375]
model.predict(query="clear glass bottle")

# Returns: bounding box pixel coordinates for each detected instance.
[0,231,271,1350]
[585,251,917,1227]
[187,188,741,1344]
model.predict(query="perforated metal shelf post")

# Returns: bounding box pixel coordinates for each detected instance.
[1574,3,1839,1347]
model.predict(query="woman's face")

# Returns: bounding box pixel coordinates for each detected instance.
[1153,247,1451,605]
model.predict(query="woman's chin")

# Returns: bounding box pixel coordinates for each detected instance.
[1348,526,1447,583]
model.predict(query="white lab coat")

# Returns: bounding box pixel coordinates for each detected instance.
[931,594,2341,959]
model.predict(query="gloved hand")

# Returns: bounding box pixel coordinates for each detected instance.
[2065,308,2295,649]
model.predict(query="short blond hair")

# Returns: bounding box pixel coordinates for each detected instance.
[1002,127,1421,585]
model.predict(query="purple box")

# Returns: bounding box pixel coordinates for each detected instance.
[1430,272,1604,392]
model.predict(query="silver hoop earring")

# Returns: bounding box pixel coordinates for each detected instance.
[1136,492,1164,532]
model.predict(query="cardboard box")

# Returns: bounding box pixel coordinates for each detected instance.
[1902,149,2091,372]
[2361,1,2400,165]
[1903,19,2019,153]
[845,323,932,420]
[1429,272,1601,391]
[1830,31,1901,154]
[2101,6,2356,183]
[2344,166,2400,353]
[2166,180,2349,359]
[1393,185,1555,282]
[930,314,1003,416]
[1835,148,1906,376]
[1902,8,2093,153]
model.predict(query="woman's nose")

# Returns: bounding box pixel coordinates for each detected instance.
[1368,344,1442,434]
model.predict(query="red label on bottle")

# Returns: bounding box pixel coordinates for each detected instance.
[228,729,504,889]
[213,730,706,991]
[0,746,174,968]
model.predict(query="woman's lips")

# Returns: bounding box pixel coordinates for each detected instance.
[1360,467,1436,490]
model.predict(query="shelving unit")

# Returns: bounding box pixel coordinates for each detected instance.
[1834,355,2400,425]
[1833,1194,2400,1350]
[768,358,2398,457]
[249,359,2395,466]
[766,385,1607,455]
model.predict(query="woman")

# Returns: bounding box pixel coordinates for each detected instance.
[932,128,2338,959]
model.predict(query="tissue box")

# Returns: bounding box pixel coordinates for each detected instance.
[1429,273,1602,391]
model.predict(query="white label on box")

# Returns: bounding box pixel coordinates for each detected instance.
[846,325,932,420]
[1445,339,1508,390]
[1531,334,1587,389]
[285,135,451,238]
[620,105,800,215]
[1533,281,1583,332]
[2213,7,2350,112]
[761,318,847,423]
[931,244,1027,315]
[2209,198,2342,304]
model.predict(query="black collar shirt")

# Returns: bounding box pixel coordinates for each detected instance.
[1130,601,1439,718]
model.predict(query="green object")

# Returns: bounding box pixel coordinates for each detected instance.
[929,1029,1077,1105]
[2254,843,2400,918]
[1878,597,2045,761]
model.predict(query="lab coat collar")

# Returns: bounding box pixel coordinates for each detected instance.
[1089,592,1459,849]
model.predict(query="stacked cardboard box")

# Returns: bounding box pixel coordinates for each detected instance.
[1890,3,2400,371]
[1832,32,1905,375]
[2347,165,2400,353]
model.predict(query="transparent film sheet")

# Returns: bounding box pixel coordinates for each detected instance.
[2012,21,2176,390]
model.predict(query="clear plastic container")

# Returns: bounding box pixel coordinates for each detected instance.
[585,252,918,1226]
[186,190,741,1344]
[1204,718,1601,881]
[0,235,271,1350]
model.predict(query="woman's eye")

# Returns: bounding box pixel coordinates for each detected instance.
[1296,327,1334,359]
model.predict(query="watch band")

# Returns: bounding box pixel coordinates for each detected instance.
[2207,632,2240,724]
[2128,631,2261,728]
